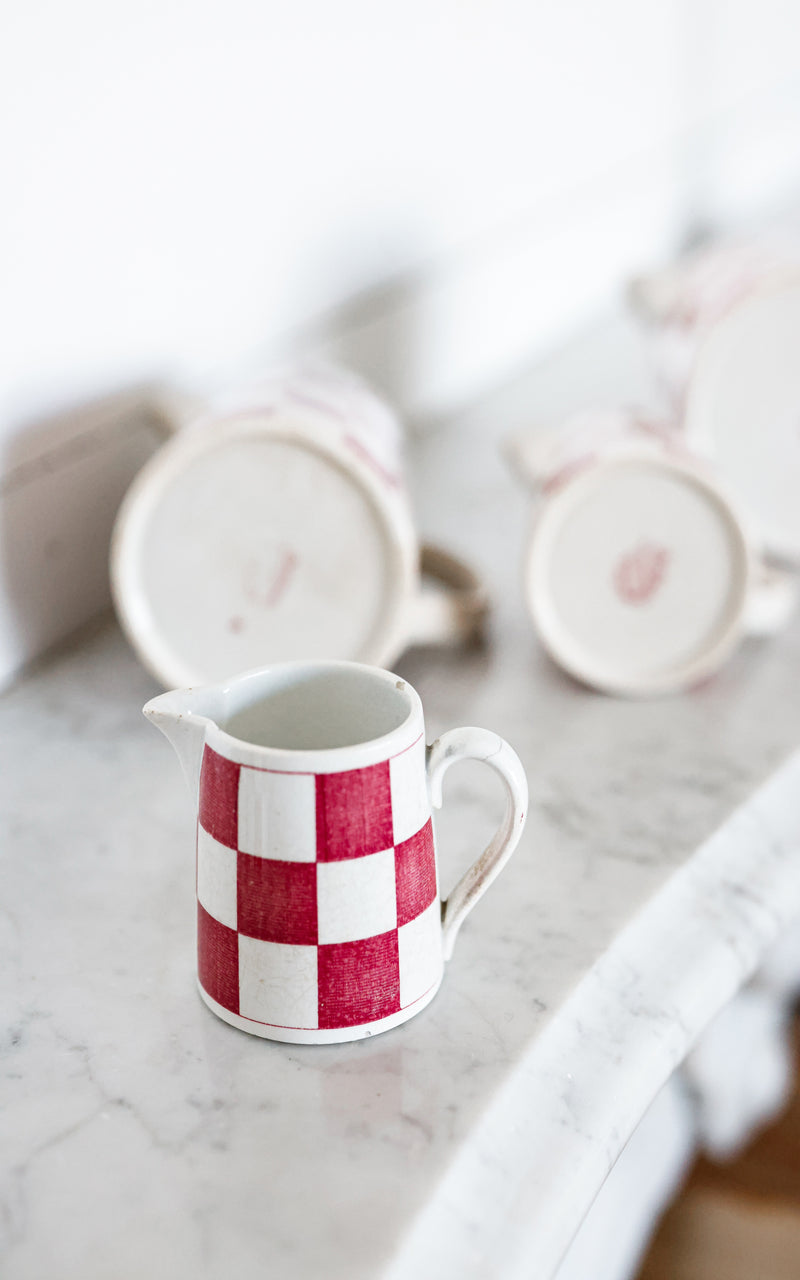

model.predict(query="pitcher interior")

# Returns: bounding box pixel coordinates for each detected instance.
[221,664,414,750]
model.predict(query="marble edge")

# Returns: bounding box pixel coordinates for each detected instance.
[382,748,800,1280]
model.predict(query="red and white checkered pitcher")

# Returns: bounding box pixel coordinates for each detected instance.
[145,660,527,1043]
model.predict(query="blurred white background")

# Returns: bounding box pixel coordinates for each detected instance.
[1,0,800,682]
[3,0,800,423]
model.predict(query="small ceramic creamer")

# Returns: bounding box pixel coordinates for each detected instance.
[631,245,800,565]
[113,366,487,689]
[629,236,800,409]
[684,281,800,566]
[145,660,527,1043]
[506,410,796,697]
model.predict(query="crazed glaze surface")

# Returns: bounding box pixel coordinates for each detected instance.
[3,311,800,1279]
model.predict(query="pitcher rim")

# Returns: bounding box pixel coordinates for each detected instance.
[144,658,425,771]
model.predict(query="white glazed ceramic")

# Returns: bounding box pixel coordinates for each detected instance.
[507,412,796,696]
[504,407,683,497]
[144,661,528,1043]
[629,237,800,410]
[684,281,800,565]
[112,367,487,688]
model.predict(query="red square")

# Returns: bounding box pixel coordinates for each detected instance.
[318,931,400,1028]
[237,853,318,945]
[199,747,240,849]
[198,902,239,1014]
[395,820,437,926]
[315,762,393,861]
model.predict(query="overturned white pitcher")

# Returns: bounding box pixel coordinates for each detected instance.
[506,410,796,697]
[113,365,487,689]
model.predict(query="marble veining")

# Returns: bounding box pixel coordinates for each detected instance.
[3,309,800,1279]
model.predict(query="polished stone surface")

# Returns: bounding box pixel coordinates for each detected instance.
[3,308,800,1279]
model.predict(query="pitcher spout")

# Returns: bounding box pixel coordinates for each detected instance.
[143,686,223,802]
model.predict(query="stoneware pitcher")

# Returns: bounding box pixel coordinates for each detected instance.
[505,410,797,697]
[145,660,528,1044]
[114,365,487,689]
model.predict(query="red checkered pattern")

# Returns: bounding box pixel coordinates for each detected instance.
[195,736,442,1031]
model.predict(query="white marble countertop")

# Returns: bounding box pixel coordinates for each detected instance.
[3,309,800,1280]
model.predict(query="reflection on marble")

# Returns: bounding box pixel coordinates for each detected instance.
[3,309,800,1280]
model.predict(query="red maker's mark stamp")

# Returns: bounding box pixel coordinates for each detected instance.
[242,547,299,609]
[613,541,670,604]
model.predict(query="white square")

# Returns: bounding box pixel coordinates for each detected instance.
[197,826,237,930]
[238,936,319,1029]
[390,737,430,845]
[238,768,316,862]
[317,847,397,945]
[398,900,442,1009]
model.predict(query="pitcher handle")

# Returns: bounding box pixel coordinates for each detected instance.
[743,562,797,636]
[427,728,528,961]
[406,545,489,650]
